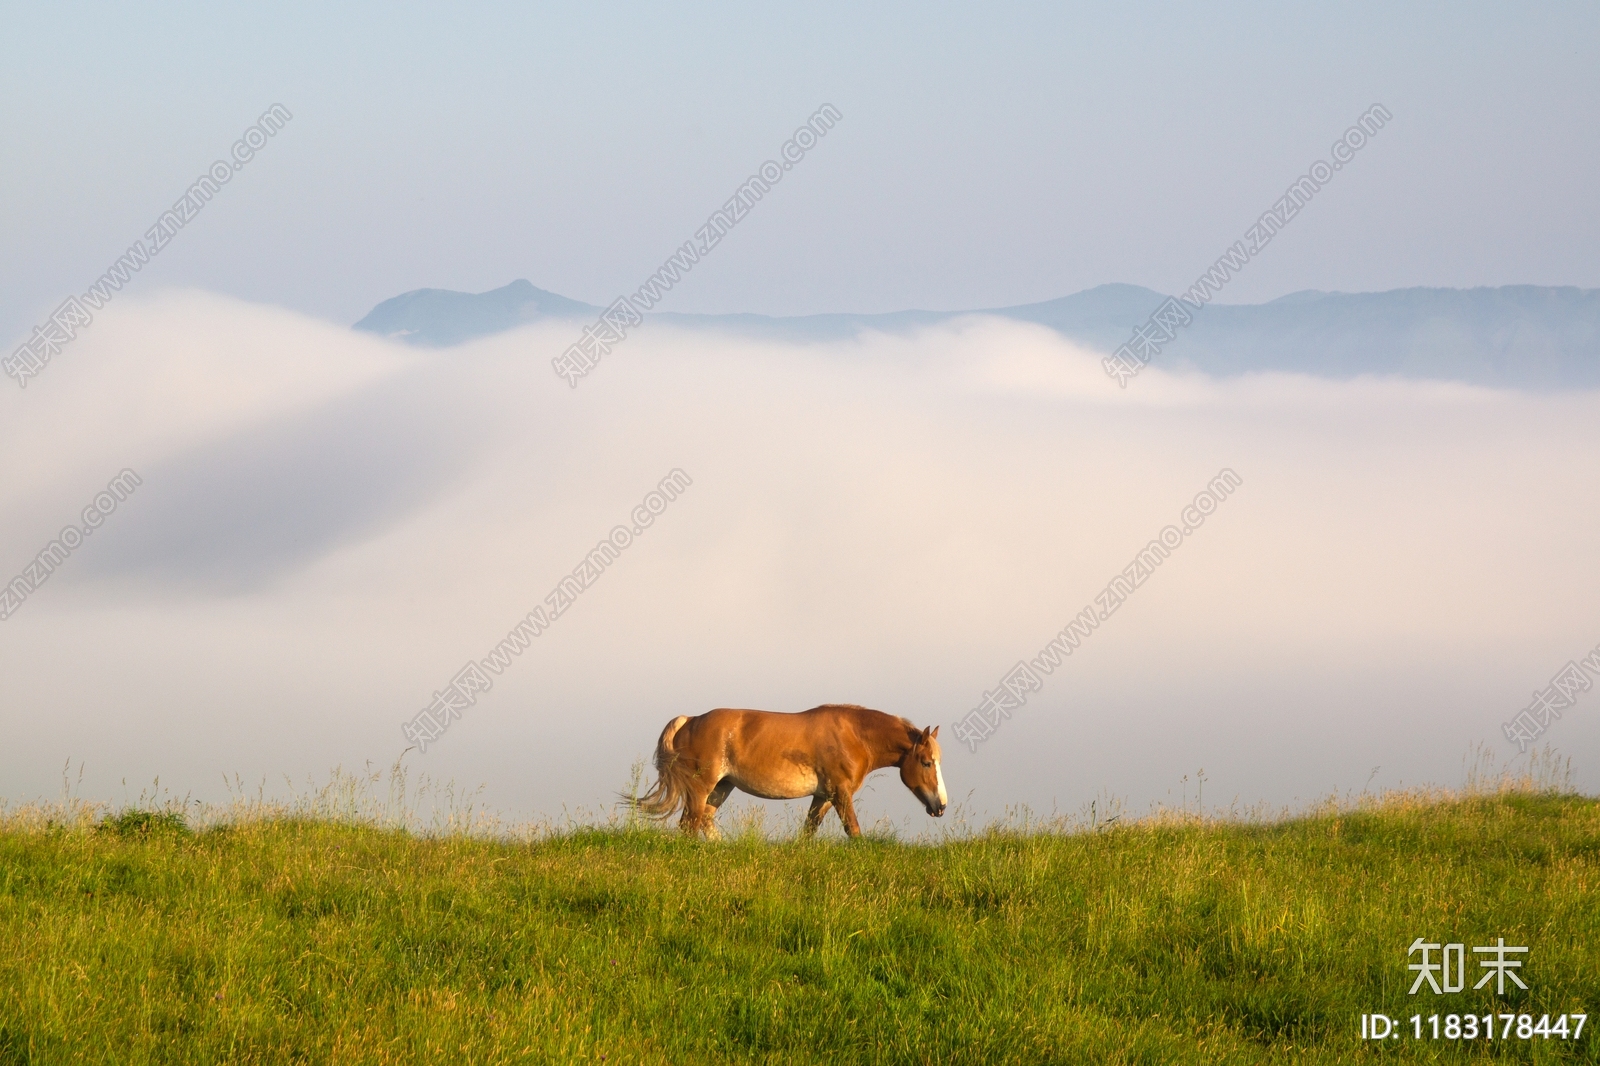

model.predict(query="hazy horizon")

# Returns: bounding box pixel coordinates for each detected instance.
[4,292,1596,830]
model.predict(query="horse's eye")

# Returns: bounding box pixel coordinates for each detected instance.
[921,759,933,768]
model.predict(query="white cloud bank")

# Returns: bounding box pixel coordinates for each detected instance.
[3,292,1598,829]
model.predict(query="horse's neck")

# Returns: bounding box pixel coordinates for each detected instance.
[860,713,916,771]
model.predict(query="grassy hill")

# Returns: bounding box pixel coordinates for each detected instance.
[1,775,1597,1064]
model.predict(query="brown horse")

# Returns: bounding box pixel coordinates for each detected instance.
[633,704,947,838]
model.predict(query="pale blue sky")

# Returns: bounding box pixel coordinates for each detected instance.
[4,2,1598,341]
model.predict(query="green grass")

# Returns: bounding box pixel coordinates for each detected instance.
[1,773,1597,1063]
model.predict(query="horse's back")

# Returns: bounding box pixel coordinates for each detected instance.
[685,707,812,751]
[670,705,903,769]
[692,704,881,738]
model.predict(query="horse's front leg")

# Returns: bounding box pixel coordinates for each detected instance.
[833,789,863,838]
[803,795,833,837]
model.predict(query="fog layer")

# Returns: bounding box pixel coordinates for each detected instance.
[3,292,1596,829]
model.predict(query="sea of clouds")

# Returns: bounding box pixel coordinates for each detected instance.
[3,290,1597,832]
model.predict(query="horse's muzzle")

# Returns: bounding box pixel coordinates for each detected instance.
[927,803,946,817]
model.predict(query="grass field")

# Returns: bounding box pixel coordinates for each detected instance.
[1,759,1597,1064]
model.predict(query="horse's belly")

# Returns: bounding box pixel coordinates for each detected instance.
[731,767,819,801]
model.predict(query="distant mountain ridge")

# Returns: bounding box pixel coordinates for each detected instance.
[353,279,1600,389]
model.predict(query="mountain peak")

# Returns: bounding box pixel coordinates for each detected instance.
[353,280,600,346]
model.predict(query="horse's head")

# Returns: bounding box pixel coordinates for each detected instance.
[900,725,947,817]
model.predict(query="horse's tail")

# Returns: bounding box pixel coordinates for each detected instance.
[633,715,693,819]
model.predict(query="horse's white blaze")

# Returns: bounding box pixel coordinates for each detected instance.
[935,760,948,806]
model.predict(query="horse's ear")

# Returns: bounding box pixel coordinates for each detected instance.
[919,725,933,742]
[930,725,939,739]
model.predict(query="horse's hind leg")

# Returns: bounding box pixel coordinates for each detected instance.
[679,779,727,839]
[695,779,734,839]
[803,796,833,837]
[678,794,711,837]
